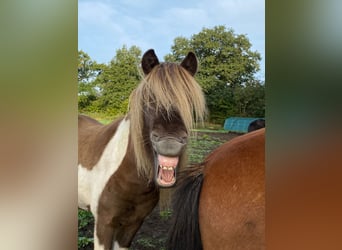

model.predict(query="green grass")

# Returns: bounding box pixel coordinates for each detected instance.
[98,119,112,124]
[78,236,94,249]
[134,237,167,250]
[192,128,226,133]
[188,133,225,163]
[80,112,121,125]
[78,209,94,249]
[136,238,157,248]
[78,209,93,228]
[159,209,172,220]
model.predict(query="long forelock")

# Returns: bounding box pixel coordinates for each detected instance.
[129,63,206,180]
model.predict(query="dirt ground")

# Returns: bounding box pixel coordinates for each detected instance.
[79,131,240,250]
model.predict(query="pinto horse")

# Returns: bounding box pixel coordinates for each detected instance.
[167,128,265,250]
[78,49,206,250]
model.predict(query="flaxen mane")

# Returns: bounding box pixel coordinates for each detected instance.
[129,63,206,180]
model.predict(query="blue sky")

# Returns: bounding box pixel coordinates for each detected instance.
[78,0,265,80]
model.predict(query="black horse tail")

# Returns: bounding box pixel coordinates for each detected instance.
[166,164,205,250]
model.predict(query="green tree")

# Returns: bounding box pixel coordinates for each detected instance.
[165,25,262,123]
[94,45,142,116]
[78,50,103,111]
[79,50,96,82]
[233,80,265,117]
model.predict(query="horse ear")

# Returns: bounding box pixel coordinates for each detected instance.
[142,49,160,75]
[180,52,198,76]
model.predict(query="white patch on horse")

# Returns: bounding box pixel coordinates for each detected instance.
[78,118,130,250]
[93,238,105,250]
[113,241,128,250]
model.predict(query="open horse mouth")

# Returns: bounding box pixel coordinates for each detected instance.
[156,154,179,187]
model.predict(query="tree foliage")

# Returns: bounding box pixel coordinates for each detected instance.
[78,50,104,111]
[233,80,265,117]
[94,45,142,116]
[78,46,142,116]
[165,26,264,123]
[78,26,265,124]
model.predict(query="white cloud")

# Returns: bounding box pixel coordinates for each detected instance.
[78,0,265,79]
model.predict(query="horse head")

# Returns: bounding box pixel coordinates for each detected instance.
[130,49,206,188]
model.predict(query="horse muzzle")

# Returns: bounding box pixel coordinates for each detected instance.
[151,135,187,187]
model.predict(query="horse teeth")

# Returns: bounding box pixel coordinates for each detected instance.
[159,165,175,170]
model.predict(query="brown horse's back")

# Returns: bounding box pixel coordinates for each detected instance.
[78,114,124,169]
[199,128,265,250]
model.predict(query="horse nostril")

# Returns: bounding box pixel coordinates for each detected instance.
[151,132,160,142]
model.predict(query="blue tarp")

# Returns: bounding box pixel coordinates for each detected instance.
[223,117,264,133]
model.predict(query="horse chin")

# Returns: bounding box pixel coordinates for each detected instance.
[155,154,179,188]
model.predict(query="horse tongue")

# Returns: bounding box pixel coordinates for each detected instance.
[162,168,174,182]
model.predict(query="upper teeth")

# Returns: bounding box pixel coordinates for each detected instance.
[161,165,174,170]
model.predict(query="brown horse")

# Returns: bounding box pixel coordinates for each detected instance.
[167,128,265,250]
[78,49,206,250]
